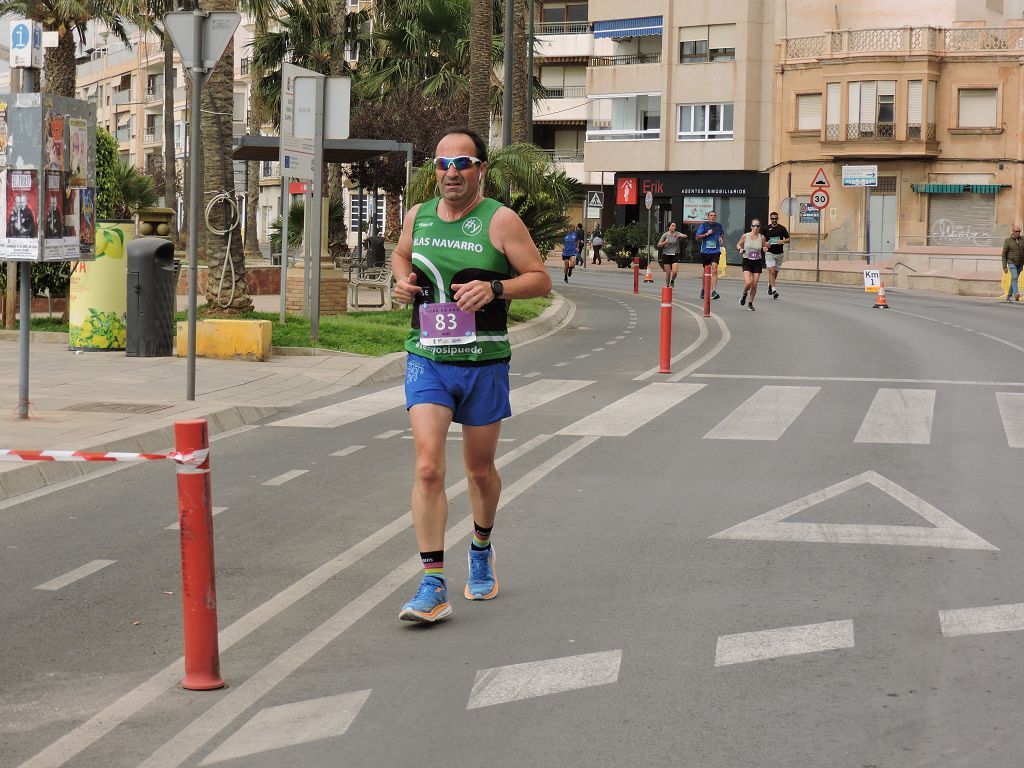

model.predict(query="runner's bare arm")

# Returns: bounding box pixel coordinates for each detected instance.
[452,206,552,312]
[392,203,422,304]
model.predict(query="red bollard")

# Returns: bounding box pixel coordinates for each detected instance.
[174,419,224,691]
[703,264,712,318]
[633,256,639,294]
[659,286,672,374]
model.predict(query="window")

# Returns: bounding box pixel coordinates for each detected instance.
[543,1,588,23]
[847,80,896,138]
[677,103,733,140]
[540,65,587,98]
[958,88,998,128]
[796,93,822,131]
[586,94,661,141]
[825,82,840,139]
[349,191,386,232]
[679,24,735,63]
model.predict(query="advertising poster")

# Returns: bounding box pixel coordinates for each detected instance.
[68,221,131,350]
[63,179,80,255]
[68,118,87,187]
[79,188,95,245]
[44,109,65,171]
[5,169,39,259]
[0,99,8,169]
[44,170,63,240]
[683,196,715,222]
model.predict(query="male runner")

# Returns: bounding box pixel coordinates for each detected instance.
[694,211,724,300]
[391,127,552,623]
[763,211,790,299]
[656,222,686,287]
[561,227,578,282]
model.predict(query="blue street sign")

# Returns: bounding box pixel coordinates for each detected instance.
[11,22,29,48]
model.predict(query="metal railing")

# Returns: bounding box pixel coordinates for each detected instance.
[542,148,585,163]
[589,52,662,66]
[845,122,895,140]
[906,122,936,140]
[585,127,660,141]
[143,130,159,144]
[537,21,593,35]
[144,86,163,103]
[541,85,586,99]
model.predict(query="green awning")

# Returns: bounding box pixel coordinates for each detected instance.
[911,183,1006,194]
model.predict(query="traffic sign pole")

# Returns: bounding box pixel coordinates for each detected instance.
[816,207,821,283]
[185,9,205,402]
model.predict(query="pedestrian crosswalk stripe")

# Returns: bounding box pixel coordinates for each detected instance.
[199,690,372,765]
[269,385,404,429]
[704,386,819,441]
[467,650,622,709]
[996,392,1024,447]
[558,383,705,436]
[710,470,998,550]
[855,388,935,444]
[714,620,854,666]
[939,603,1024,637]
[450,379,594,432]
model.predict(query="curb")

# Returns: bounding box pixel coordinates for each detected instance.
[0,295,570,503]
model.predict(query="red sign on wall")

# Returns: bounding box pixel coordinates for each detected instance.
[616,177,638,205]
[289,181,308,195]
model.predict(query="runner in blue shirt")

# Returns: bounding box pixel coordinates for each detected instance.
[561,228,578,283]
[694,211,724,300]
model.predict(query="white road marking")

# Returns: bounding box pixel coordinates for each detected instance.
[704,386,819,441]
[262,469,309,487]
[199,690,372,765]
[855,389,935,444]
[996,393,1024,447]
[35,560,116,591]
[575,354,590,359]
[715,620,854,666]
[20,434,559,768]
[664,305,731,382]
[135,435,598,768]
[402,436,516,442]
[558,383,704,437]
[467,650,622,710]
[330,445,365,457]
[939,603,1024,637]
[692,373,1024,387]
[606,340,618,345]
[166,507,229,531]
[268,385,404,429]
[524,371,542,378]
[373,429,404,439]
[615,336,626,340]
[592,347,605,352]
[554,362,569,367]
[977,332,1024,356]
[711,470,997,551]
[449,379,596,434]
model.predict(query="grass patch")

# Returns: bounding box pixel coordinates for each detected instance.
[175,295,552,356]
[1,318,70,332]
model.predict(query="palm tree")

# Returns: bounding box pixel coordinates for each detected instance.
[199,0,252,311]
[0,0,136,97]
[511,0,527,143]
[468,0,492,137]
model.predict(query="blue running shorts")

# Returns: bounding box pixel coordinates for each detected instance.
[405,354,511,426]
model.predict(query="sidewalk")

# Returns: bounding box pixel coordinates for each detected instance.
[0,294,571,502]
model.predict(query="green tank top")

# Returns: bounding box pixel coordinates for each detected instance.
[405,197,513,364]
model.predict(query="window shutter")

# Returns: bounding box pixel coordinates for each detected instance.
[928,193,996,246]
[859,81,877,126]
[564,66,586,87]
[708,24,735,49]
[679,25,708,42]
[927,81,937,123]
[826,83,840,125]
[797,93,822,131]
[540,66,564,87]
[958,88,997,127]
[907,81,922,124]
[848,82,861,124]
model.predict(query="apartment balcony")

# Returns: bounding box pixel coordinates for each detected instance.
[115,127,133,144]
[143,129,161,146]
[782,26,1024,62]
[589,52,661,67]
[821,122,939,158]
[536,22,594,59]
[112,89,132,107]
[144,86,163,106]
[535,86,587,121]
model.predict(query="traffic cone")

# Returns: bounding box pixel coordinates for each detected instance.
[643,261,654,283]
[873,282,889,309]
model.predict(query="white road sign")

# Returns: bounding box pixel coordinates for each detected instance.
[811,167,830,187]
[164,12,240,88]
[843,165,878,187]
[810,189,830,209]
[280,63,323,181]
[644,191,653,210]
[864,269,881,292]
[10,20,42,69]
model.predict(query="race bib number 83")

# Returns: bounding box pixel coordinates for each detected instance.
[419,302,477,346]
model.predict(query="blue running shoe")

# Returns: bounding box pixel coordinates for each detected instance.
[399,575,451,623]
[465,546,498,600]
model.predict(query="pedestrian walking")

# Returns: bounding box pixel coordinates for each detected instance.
[575,223,586,267]
[1002,225,1024,302]
[763,211,790,299]
[561,227,578,282]
[694,211,724,300]
[591,225,603,264]
[391,127,552,623]
[737,219,767,311]
[656,222,686,287]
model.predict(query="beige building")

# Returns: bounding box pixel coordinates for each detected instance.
[773,0,1024,270]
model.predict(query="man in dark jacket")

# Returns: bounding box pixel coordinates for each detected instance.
[1002,225,1024,302]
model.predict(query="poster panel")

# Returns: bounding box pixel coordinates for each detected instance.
[68,221,132,350]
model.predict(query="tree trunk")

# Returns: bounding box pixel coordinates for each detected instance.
[200,0,252,312]
[468,0,493,139]
[163,35,177,241]
[43,30,77,98]
[328,0,349,259]
[243,34,263,261]
[385,191,401,241]
[511,0,528,144]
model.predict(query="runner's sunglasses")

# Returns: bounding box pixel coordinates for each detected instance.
[434,156,482,172]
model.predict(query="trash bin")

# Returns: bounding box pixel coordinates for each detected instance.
[126,237,176,357]
[365,234,386,268]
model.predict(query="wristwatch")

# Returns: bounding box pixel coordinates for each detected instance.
[490,279,504,299]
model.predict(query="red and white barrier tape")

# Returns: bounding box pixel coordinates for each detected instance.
[0,448,210,473]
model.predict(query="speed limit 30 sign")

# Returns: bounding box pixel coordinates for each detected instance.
[810,189,830,209]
